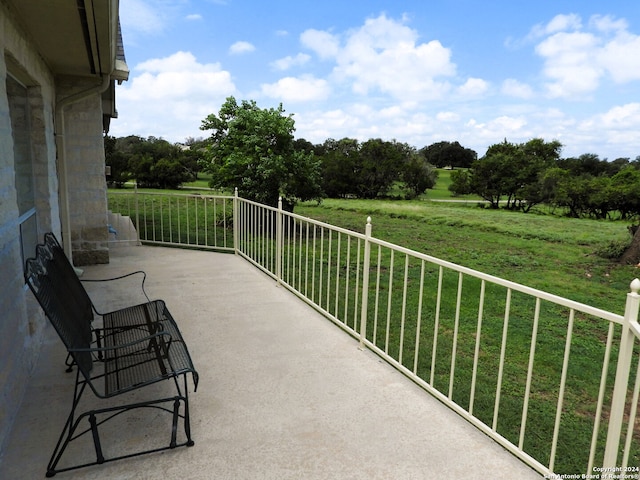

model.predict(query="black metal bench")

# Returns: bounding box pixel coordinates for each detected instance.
[24,233,199,477]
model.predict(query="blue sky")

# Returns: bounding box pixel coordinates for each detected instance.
[111,0,640,159]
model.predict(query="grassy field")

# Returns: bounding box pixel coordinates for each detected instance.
[295,198,635,313]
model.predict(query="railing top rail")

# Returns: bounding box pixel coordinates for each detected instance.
[238,197,278,212]
[109,190,235,201]
[282,208,367,240]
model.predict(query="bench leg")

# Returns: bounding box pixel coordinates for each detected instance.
[183,375,195,447]
[45,379,194,476]
[89,413,105,464]
[46,371,86,477]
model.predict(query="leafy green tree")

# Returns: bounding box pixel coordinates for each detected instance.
[182,137,208,180]
[320,138,360,198]
[200,97,322,210]
[610,166,640,219]
[448,169,472,196]
[513,138,563,211]
[401,150,438,199]
[462,138,562,210]
[356,138,405,198]
[293,138,315,155]
[420,141,476,169]
[585,176,613,219]
[468,151,515,208]
[553,173,593,218]
[557,153,607,177]
[126,137,193,189]
[104,135,130,187]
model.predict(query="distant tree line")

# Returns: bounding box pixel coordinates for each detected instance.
[104,135,207,189]
[107,97,471,206]
[105,133,453,202]
[106,97,640,222]
[449,138,640,219]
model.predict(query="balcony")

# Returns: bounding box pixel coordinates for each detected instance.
[0,245,541,479]
[3,191,639,478]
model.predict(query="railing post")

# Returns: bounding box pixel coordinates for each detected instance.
[276,196,283,285]
[603,278,640,468]
[134,182,141,245]
[233,187,239,255]
[359,217,372,349]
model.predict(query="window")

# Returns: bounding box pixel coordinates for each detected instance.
[7,74,37,268]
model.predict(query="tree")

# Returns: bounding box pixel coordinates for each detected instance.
[104,135,130,187]
[200,97,322,210]
[552,173,593,218]
[610,166,640,219]
[420,141,476,169]
[355,138,405,198]
[468,151,514,208]
[448,169,472,196]
[513,138,563,211]
[401,151,438,199]
[125,136,193,189]
[320,138,360,198]
[461,138,562,211]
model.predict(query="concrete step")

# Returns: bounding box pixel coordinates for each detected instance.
[107,211,140,247]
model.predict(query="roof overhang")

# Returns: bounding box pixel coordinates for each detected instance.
[6,0,128,81]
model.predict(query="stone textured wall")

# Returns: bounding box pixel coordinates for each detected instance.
[0,2,64,454]
[1,1,113,454]
[58,78,110,266]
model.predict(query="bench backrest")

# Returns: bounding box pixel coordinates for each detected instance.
[25,233,94,376]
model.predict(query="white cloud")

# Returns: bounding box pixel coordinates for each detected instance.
[536,31,601,98]
[186,14,202,21]
[589,14,628,33]
[501,79,533,99]
[436,112,460,122]
[599,103,640,127]
[457,78,489,97]
[261,76,331,103]
[573,104,640,156]
[597,33,640,83]
[327,15,456,101]
[531,14,640,98]
[111,52,236,141]
[528,14,582,40]
[270,53,311,71]
[229,41,256,55]
[300,29,341,59]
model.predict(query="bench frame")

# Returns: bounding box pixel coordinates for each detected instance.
[24,233,199,477]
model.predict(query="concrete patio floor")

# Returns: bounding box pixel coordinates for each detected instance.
[0,245,542,479]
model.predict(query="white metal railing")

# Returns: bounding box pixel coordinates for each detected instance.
[108,187,234,251]
[108,189,640,477]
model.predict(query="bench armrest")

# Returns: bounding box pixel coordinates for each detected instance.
[81,271,151,315]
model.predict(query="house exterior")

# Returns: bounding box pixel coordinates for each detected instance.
[0,0,127,452]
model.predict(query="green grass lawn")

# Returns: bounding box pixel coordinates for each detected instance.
[296,198,635,313]
[426,167,480,201]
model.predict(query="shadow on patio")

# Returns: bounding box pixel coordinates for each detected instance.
[0,246,541,479]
